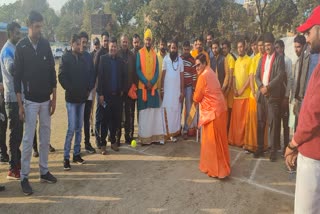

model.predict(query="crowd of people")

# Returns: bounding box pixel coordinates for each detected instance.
[0,7,319,213]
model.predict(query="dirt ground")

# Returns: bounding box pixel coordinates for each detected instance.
[0,64,295,214]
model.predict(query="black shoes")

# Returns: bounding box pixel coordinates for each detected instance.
[64,159,71,171]
[253,150,264,158]
[40,171,57,183]
[33,144,55,156]
[49,145,56,153]
[33,150,39,158]
[21,178,33,195]
[73,155,85,164]
[0,185,5,191]
[85,143,96,154]
[269,153,277,162]
[0,154,9,163]
[21,172,57,195]
[111,144,119,152]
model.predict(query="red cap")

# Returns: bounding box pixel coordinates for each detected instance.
[297,6,320,33]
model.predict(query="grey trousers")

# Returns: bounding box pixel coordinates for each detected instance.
[20,99,51,179]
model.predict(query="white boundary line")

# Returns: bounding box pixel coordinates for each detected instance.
[121,146,155,156]
[140,146,152,153]
[231,152,243,167]
[231,176,295,198]
[249,159,261,182]
[229,148,243,153]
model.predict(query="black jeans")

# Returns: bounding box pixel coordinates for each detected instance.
[5,102,23,170]
[101,95,122,146]
[294,100,302,132]
[0,101,7,159]
[33,130,38,152]
[95,94,105,145]
[257,95,281,155]
[117,94,135,144]
[280,102,289,150]
[83,100,93,146]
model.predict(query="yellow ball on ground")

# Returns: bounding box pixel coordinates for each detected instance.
[131,140,137,148]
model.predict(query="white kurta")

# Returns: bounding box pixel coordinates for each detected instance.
[162,55,184,137]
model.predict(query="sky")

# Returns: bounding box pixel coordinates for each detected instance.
[0,0,68,12]
[0,0,245,12]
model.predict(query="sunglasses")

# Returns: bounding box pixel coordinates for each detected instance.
[195,63,201,68]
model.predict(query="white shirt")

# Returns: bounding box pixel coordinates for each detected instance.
[284,55,293,98]
[262,53,274,86]
[87,89,94,100]
[161,55,184,109]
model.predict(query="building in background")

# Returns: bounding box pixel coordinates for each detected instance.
[243,0,256,16]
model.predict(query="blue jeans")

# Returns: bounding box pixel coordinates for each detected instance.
[64,102,85,159]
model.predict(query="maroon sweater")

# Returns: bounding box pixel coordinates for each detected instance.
[294,63,320,160]
[181,53,197,89]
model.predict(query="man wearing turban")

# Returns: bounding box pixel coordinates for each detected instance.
[136,29,164,144]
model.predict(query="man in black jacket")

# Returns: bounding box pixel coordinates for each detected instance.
[253,32,286,161]
[117,34,138,145]
[59,34,92,170]
[14,11,57,195]
[97,37,124,154]
[94,31,109,149]
[209,39,229,94]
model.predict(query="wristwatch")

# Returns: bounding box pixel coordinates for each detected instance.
[287,142,297,150]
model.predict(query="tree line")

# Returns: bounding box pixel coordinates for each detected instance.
[0,0,319,43]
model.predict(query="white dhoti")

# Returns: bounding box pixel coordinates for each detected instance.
[162,105,182,137]
[138,108,165,144]
[295,153,320,214]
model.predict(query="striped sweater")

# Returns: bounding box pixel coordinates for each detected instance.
[181,53,197,89]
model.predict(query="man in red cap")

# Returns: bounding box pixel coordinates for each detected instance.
[285,6,320,213]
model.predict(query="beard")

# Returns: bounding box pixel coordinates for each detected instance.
[170,51,178,61]
[310,41,320,53]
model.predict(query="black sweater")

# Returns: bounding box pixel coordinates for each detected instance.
[97,54,124,98]
[58,51,90,103]
[14,37,57,102]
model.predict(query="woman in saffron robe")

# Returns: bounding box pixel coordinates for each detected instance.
[193,53,231,179]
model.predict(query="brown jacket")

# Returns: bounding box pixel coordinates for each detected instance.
[118,49,138,93]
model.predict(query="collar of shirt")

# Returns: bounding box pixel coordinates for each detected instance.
[28,36,39,50]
